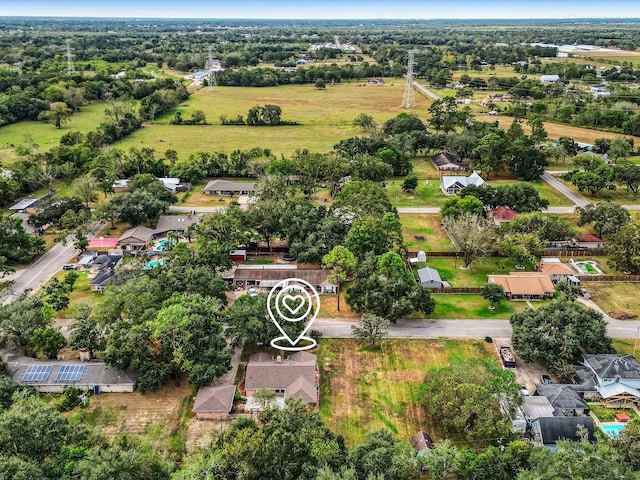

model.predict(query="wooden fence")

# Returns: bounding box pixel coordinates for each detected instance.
[577,275,640,282]
[426,287,483,294]
[542,248,605,257]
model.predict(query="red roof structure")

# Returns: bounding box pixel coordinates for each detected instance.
[579,234,603,243]
[491,206,518,221]
[87,237,119,249]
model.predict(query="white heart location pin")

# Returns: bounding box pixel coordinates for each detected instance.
[268,278,320,351]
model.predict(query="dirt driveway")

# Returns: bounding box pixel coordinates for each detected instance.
[492,338,551,394]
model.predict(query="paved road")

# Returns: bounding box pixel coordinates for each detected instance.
[313,317,640,340]
[1,241,79,305]
[541,171,590,208]
[1,223,105,305]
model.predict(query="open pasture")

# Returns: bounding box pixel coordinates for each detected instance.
[114,82,430,158]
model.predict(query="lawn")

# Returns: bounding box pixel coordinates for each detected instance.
[399,213,455,252]
[585,282,640,317]
[588,403,640,423]
[115,82,431,158]
[423,256,535,287]
[428,294,531,319]
[388,179,447,208]
[612,339,640,359]
[409,157,441,179]
[486,178,574,207]
[318,338,497,447]
[0,102,109,165]
[47,271,106,318]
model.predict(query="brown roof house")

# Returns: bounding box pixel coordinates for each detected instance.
[536,261,579,283]
[117,226,155,252]
[488,273,555,300]
[153,214,201,237]
[203,180,256,196]
[233,266,337,294]
[577,234,604,250]
[192,384,237,420]
[244,351,319,408]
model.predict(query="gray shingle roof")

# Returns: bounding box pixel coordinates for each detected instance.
[583,354,640,380]
[521,396,555,421]
[535,384,587,411]
[154,215,201,235]
[203,180,256,193]
[417,267,442,285]
[118,225,155,243]
[535,416,595,445]
[245,351,318,404]
[193,385,236,413]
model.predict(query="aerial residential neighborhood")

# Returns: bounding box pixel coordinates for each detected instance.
[1,3,640,478]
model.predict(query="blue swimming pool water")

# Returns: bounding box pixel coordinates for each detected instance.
[144,259,165,269]
[156,239,173,251]
[601,423,626,438]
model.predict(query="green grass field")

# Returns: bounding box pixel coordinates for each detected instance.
[424,256,535,287]
[428,293,532,319]
[114,82,431,158]
[585,282,640,317]
[0,102,109,165]
[486,178,574,207]
[399,213,455,252]
[388,179,447,208]
[318,338,497,447]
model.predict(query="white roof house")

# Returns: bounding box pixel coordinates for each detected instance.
[440,172,486,196]
[540,75,560,83]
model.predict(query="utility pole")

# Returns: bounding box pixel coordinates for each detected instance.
[66,39,75,75]
[401,49,420,109]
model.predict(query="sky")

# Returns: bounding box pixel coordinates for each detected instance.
[1,0,640,19]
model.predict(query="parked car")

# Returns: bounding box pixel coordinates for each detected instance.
[520,385,531,397]
[247,287,259,297]
[62,264,78,271]
[580,288,591,299]
[540,374,553,385]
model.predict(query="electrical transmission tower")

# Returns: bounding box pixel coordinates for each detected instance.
[401,49,420,109]
[205,45,217,87]
[66,39,75,74]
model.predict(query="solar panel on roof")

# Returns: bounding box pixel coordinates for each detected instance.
[55,365,85,382]
[21,365,52,382]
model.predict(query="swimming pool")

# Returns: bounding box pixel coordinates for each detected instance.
[601,423,626,438]
[156,239,174,251]
[144,259,165,270]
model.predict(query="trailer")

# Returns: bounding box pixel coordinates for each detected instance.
[500,346,517,368]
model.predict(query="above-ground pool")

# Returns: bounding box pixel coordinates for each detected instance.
[601,423,626,438]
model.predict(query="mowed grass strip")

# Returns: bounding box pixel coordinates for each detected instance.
[424,256,534,287]
[114,82,431,158]
[318,338,496,447]
[399,213,455,252]
[428,293,531,319]
[585,282,640,316]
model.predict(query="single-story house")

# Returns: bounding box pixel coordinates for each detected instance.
[577,234,604,250]
[3,352,136,393]
[410,431,433,455]
[534,384,588,417]
[521,396,555,423]
[192,384,237,420]
[117,226,155,252]
[531,417,595,451]
[440,172,486,196]
[540,74,560,84]
[489,206,518,226]
[203,180,256,196]
[432,153,467,172]
[233,266,337,294]
[89,254,123,292]
[153,214,201,237]
[244,351,319,407]
[417,267,444,289]
[87,237,119,249]
[582,354,640,408]
[9,195,49,212]
[157,177,190,193]
[536,262,577,283]
[77,250,99,268]
[113,179,130,192]
[487,273,555,300]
